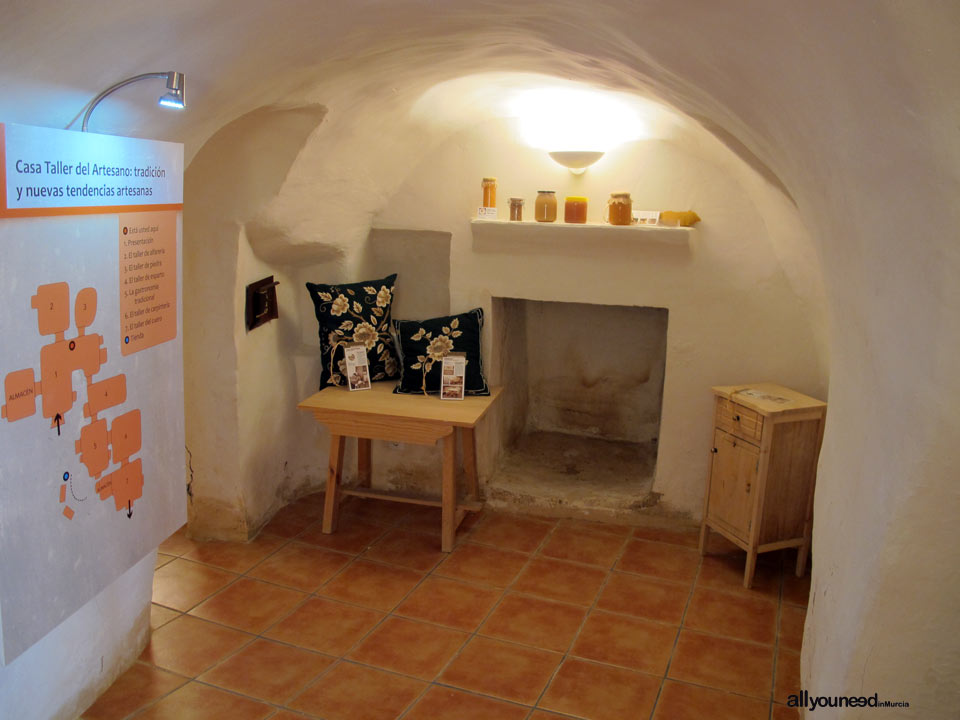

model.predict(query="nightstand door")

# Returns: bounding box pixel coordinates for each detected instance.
[707,428,760,541]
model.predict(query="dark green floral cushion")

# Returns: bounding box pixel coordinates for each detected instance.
[392,308,489,395]
[306,274,400,389]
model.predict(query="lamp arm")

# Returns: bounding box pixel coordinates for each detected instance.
[81,72,173,132]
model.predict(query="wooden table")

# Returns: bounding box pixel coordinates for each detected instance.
[298,383,502,551]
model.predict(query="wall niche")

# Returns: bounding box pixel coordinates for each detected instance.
[487,297,667,518]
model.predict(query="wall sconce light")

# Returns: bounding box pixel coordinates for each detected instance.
[548,151,605,175]
[510,85,652,175]
[82,71,186,132]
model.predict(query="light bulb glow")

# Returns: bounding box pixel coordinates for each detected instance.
[509,87,650,152]
[158,95,185,109]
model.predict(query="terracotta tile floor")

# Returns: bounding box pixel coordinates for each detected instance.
[82,495,808,720]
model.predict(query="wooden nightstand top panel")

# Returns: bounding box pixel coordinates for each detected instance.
[712,383,826,418]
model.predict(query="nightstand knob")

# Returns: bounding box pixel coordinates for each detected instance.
[734,414,741,422]
[711,447,718,454]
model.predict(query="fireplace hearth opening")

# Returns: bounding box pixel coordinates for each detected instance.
[488,298,668,519]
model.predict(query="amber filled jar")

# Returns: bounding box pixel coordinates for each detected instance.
[535,191,558,222]
[481,177,497,208]
[607,191,633,226]
[564,196,588,224]
[509,197,525,222]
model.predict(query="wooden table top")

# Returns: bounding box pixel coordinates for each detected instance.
[298,382,503,428]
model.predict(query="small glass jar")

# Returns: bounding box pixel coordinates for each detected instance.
[481,177,497,208]
[607,191,633,226]
[535,191,557,222]
[509,197,525,222]
[564,196,588,224]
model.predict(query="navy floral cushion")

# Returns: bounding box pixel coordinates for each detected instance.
[392,308,489,395]
[306,273,399,389]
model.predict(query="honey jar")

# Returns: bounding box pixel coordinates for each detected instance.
[509,197,525,222]
[535,191,557,222]
[607,191,633,226]
[481,177,497,208]
[564,196,588,224]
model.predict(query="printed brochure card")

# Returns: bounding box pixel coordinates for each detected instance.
[344,343,371,391]
[440,352,466,400]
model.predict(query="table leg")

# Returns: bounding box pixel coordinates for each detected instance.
[357,438,371,488]
[323,434,345,534]
[460,427,479,500]
[441,430,457,552]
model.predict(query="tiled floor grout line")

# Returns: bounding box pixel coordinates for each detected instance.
[394,512,561,718]
[128,511,327,719]
[362,508,500,718]
[527,524,633,715]
[148,509,402,718]
[644,545,702,720]
[279,509,449,714]
[770,560,786,720]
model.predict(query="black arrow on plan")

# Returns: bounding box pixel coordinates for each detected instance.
[54,413,62,436]
[127,501,133,519]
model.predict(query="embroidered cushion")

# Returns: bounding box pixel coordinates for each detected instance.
[305,273,400,389]
[392,308,489,395]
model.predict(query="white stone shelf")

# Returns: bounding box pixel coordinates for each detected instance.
[470,218,692,248]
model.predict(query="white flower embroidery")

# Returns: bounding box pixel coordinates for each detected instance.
[353,322,378,349]
[427,335,454,362]
[383,354,397,377]
[330,294,349,316]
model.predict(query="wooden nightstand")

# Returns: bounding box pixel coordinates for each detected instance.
[699,383,827,588]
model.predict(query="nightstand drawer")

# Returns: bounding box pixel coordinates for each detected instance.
[715,398,763,443]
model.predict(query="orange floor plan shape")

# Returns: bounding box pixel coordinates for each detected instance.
[2,281,144,520]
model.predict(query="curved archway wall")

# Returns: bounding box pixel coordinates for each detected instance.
[1,2,958,717]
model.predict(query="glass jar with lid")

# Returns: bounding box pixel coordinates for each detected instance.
[535,191,558,222]
[606,191,633,226]
[509,197,525,222]
[564,196,588,224]
[481,177,497,208]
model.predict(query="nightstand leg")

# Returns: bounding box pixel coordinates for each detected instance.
[441,431,456,552]
[699,522,709,556]
[323,434,345,534]
[744,547,758,589]
[796,533,811,577]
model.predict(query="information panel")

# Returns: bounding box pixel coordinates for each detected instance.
[0,124,186,665]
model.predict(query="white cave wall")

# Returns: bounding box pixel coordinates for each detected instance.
[182,104,332,539]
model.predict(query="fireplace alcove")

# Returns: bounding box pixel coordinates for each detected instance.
[486,297,668,519]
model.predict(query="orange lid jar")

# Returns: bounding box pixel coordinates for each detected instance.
[564,196,588,224]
